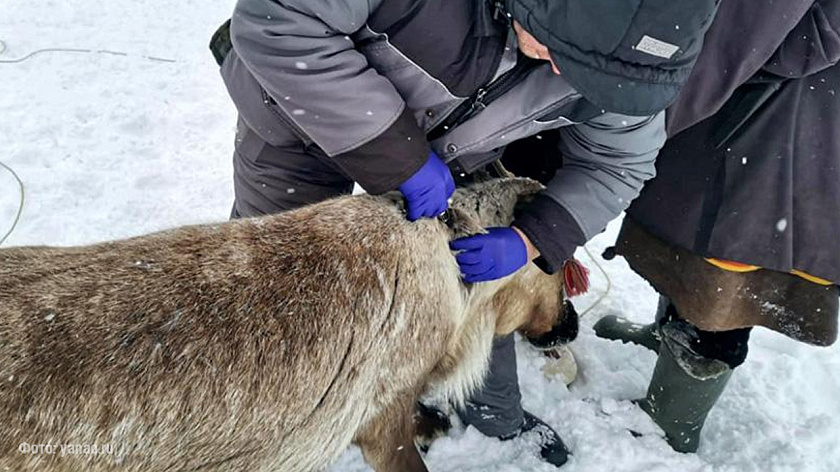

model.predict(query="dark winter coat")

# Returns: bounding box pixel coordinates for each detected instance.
[219,0,716,273]
[627,0,840,285]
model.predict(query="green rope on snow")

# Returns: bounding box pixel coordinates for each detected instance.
[0,159,25,247]
[0,38,176,64]
[579,245,612,317]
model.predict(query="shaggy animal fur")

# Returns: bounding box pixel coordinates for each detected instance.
[0,178,566,472]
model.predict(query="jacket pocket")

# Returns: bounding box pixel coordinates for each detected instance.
[358,41,413,73]
[534,98,603,125]
[444,100,578,166]
[221,50,306,148]
[261,90,314,147]
[711,78,783,149]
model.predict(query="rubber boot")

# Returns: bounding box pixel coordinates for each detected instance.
[593,316,661,352]
[638,322,733,453]
[592,297,672,352]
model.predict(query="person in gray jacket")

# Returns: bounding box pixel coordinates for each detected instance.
[213,0,719,466]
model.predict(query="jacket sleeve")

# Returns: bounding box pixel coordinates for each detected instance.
[763,0,840,78]
[513,112,666,273]
[230,0,429,194]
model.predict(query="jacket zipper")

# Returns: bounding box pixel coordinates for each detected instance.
[427,54,542,141]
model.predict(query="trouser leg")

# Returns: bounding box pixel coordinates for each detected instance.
[230,118,354,219]
[459,334,524,437]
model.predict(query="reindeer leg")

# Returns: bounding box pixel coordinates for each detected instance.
[356,396,429,472]
[414,402,452,453]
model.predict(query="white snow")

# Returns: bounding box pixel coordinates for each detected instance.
[1,2,838,471]
[0,0,236,245]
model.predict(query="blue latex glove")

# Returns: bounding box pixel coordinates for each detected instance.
[449,227,528,283]
[399,151,455,221]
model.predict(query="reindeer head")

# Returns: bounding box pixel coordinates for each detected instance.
[446,178,568,341]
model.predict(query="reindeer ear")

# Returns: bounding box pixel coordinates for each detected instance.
[507,178,542,212]
[447,206,484,240]
[510,177,544,199]
[514,187,541,214]
[470,161,516,183]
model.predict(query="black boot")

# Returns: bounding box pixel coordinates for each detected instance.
[500,410,570,467]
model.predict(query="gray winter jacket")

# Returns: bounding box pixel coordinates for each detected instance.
[221,0,668,271]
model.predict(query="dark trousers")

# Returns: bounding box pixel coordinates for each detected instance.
[229,120,563,437]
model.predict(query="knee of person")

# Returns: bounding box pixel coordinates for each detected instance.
[811,328,838,348]
[664,317,752,369]
[661,302,751,369]
[812,297,839,347]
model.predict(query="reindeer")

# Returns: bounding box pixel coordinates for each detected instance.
[0,178,567,471]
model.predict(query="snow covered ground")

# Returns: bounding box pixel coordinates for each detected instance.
[1,1,838,471]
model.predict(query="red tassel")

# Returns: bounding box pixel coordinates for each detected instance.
[563,258,590,297]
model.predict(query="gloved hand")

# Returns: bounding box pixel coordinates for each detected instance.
[399,151,455,221]
[449,227,528,283]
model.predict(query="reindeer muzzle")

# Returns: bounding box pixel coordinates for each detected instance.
[526,300,580,350]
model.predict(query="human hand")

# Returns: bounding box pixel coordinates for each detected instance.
[449,227,530,283]
[398,151,455,221]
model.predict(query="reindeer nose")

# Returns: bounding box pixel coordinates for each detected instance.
[525,300,580,350]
